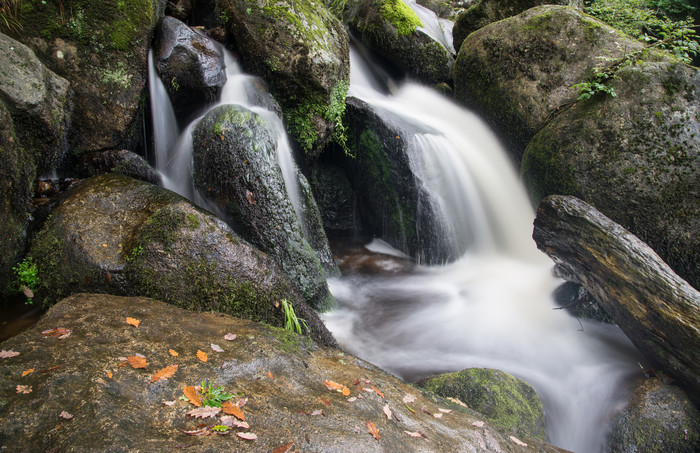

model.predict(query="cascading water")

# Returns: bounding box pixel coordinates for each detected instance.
[321,47,644,452]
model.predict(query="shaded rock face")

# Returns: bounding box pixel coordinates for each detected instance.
[308,162,356,235]
[552,280,613,324]
[0,32,71,174]
[453,5,641,163]
[420,368,547,441]
[522,59,700,291]
[154,16,226,116]
[26,173,334,346]
[533,195,700,403]
[80,149,161,184]
[0,293,567,452]
[0,103,34,294]
[14,0,165,154]
[341,97,455,263]
[608,378,700,453]
[452,0,582,52]
[192,105,334,311]
[216,0,350,157]
[347,0,454,84]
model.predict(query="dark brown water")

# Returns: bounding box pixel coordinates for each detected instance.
[0,295,43,342]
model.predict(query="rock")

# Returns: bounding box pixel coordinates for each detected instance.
[347,0,454,84]
[0,293,567,452]
[80,149,161,184]
[522,58,700,291]
[165,0,192,21]
[453,5,641,163]
[552,281,613,324]
[192,104,335,310]
[0,32,71,173]
[308,162,356,235]
[154,16,226,116]
[420,368,547,440]
[216,0,349,157]
[608,378,700,453]
[533,195,700,403]
[26,173,334,346]
[0,103,34,293]
[14,0,166,155]
[452,0,582,52]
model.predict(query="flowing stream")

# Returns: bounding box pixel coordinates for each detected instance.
[321,48,645,452]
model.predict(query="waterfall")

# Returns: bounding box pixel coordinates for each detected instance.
[322,47,644,453]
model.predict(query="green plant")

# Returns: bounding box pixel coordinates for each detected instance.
[0,0,22,33]
[572,66,620,100]
[219,10,229,24]
[200,380,234,407]
[12,257,38,304]
[279,299,308,334]
[170,77,180,91]
[126,245,143,262]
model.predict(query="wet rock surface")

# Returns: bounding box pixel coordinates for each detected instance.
[80,149,161,185]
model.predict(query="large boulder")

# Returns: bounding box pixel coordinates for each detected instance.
[533,195,700,403]
[216,0,350,157]
[153,16,226,116]
[452,0,582,52]
[26,173,334,346]
[347,0,454,84]
[609,378,700,453]
[522,59,700,290]
[192,104,335,310]
[0,293,567,452]
[453,5,641,163]
[420,368,547,440]
[0,33,71,174]
[80,149,161,184]
[307,161,356,235]
[14,0,166,155]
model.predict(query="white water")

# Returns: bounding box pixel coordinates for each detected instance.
[322,48,644,452]
[402,0,455,54]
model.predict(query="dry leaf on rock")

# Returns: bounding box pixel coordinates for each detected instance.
[323,380,350,396]
[402,394,415,404]
[59,411,73,420]
[272,442,295,453]
[438,408,452,414]
[222,400,245,420]
[210,343,224,353]
[220,416,249,429]
[433,412,443,419]
[371,385,385,399]
[236,397,248,408]
[183,386,202,407]
[383,404,392,420]
[196,350,208,362]
[169,349,179,357]
[42,327,71,338]
[107,371,113,379]
[163,401,176,406]
[366,421,380,440]
[472,421,484,428]
[126,355,148,369]
[237,432,257,440]
[21,369,34,377]
[150,365,178,383]
[16,385,32,394]
[267,371,275,380]
[224,333,237,341]
[510,436,528,447]
[404,431,428,440]
[187,406,221,419]
[447,397,469,408]
[0,350,20,358]
[126,317,140,328]
[245,190,256,205]
[182,427,209,436]
[347,397,357,402]
[311,409,323,416]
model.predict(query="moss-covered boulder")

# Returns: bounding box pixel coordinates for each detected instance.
[13,0,166,155]
[0,32,71,174]
[523,60,700,290]
[215,0,349,157]
[80,149,161,184]
[26,173,334,346]
[192,104,335,310]
[308,161,356,235]
[346,0,454,84]
[153,16,226,116]
[452,0,582,52]
[420,368,547,440]
[453,5,641,163]
[608,378,700,452]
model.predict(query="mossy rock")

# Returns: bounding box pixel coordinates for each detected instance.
[453,5,641,164]
[216,0,349,157]
[346,0,454,84]
[12,0,166,155]
[26,173,334,346]
[608,378,700,452]
[420,368,547,440]
[192,104,335,310]
[80,149,161,184]
[522,60,700,290]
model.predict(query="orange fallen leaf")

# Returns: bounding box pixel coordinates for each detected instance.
[105,271,112,283]
[21,369,34,377]
[16,385,32,394]
[196,350,208,362]
[107,371,113,379]
[267,371,275,380]
[183,386,202,407]
[366,421,380,440]
[222,400,245,420]
[150,364,178,383]
[126,355,148,369]
[169,349,179,357]
[323,380,350,396]
[245,190,256,205]
[272,442,295,453]
[126,317,140,328]
[321,397,331,406]
[42,327,71,337]
[371,384,384,399]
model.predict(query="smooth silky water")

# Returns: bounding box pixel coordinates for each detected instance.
[149,37,645,452]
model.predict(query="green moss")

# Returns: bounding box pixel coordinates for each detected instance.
[380,0,423,36]
[521,128,580,203]
[214,108,253,136]
[136,208,188,252]
[263,324,316,355]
